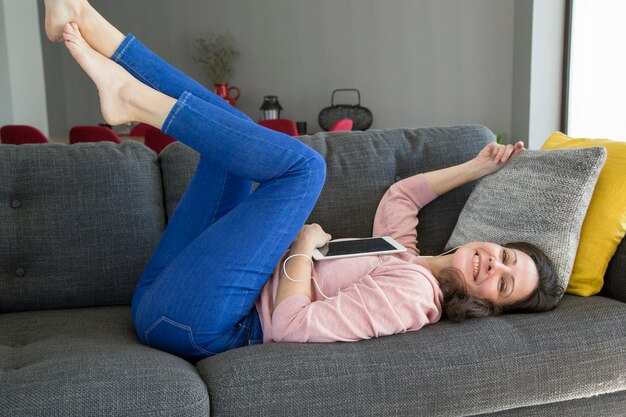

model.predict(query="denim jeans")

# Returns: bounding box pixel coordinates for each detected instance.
[112,35,326,362]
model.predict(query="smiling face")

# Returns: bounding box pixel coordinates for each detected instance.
[450,242,539,306]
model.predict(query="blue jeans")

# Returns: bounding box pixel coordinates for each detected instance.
[112,35,326,361]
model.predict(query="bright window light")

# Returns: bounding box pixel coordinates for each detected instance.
[567,0,626,140]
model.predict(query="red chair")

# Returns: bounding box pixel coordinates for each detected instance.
[258,119,298,136]
[1,125,49,144]
[329,118,353,132]
[129,122,153,136]
[144,126,176,154]
[69,125,121,144]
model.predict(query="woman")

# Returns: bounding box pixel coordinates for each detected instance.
[45,0,562,362]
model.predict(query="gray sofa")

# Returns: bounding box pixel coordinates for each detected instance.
[1,124,625,416]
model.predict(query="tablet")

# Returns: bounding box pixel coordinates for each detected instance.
[312,236,406,261]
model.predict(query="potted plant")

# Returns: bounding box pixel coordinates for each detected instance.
[193,32,241,106]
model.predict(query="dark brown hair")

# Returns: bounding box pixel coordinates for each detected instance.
[438,242,563,322]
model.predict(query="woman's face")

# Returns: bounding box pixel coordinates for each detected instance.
[450,242,539,306]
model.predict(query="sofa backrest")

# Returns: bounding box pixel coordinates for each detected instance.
[0,142,165,313]
[160,124,494,255]
[160,124,626,302]
[2,125,622,314]
[0,125,500,313]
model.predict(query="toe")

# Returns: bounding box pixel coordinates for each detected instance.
[63,30,78,46]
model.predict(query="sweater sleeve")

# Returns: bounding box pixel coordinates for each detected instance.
[372,174,439,256]
[270,270,441,343]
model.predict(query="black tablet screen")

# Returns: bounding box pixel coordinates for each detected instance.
[321,238,396,257]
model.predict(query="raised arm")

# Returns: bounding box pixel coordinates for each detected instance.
[373,141,524,255]
[423,141,524,196]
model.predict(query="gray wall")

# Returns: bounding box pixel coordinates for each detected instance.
[511,0,533,145]
[1,0,48,133]
[0,1,13,125]
[39,0,517,138]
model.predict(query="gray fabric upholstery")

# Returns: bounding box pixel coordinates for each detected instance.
[0,142,164,313]
[157,142,199,221]
[197,295,626,416]
[160,125,494,255]
[446,148,607,292]
[482,390,626,417]
[0,306,209,416]
[303,126,494,256]
[603,236,626,303]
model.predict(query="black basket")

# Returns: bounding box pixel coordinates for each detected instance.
[318,89,373,131]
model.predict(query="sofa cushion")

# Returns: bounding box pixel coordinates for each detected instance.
[196,295,626,416]
[483,390,626,417]
[541,132,626,296]
[159,125,494,256]
[0,306,209,416]
[157,141,200,220]
[446,147,607,293]
[0,142,165,313]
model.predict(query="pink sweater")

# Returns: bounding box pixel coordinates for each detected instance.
[255,174,444,343]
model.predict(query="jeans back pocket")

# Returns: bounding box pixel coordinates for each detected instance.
[143,316,215,361]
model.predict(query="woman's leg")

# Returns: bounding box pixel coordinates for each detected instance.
[45,0,250,121]
[139,95,325,359]
[63,25,325,360]
[59,21,254,302]
[111,35,253,122]
[47,2,256,273]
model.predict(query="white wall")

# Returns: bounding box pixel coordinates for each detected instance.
[528,0,565,148]
[512,0,566,149]
[0,0,48,133]
[39,0,516,137]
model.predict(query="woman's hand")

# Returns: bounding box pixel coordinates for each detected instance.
[422,141,525,197]
[473,141,525,177]
[277,224,329,309]
[292,223,332,251]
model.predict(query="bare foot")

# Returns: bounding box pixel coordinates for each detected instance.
[63,22,136,126]
[44,0,88,42]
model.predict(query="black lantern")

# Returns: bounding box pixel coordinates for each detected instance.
[260,95,283,120]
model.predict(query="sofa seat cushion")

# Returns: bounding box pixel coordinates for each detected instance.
[197,296,626,417]
[0,306,209,417]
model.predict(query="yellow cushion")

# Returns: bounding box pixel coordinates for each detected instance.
[541,132,626,295]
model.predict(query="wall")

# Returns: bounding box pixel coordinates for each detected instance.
[0,2,13,124]
[528,0,565,148]
[512,0,566,149]
[511,0,532,145]
[39,0,516,137]
[0,0,48,133]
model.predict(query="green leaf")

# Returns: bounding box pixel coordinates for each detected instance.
[192,32,239,84]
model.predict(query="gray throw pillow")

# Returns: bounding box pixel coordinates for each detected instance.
[446,147,607,293]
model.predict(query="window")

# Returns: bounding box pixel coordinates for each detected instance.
[566,0,626,140]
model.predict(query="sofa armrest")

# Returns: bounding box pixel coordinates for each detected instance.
[601,237,626,303]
